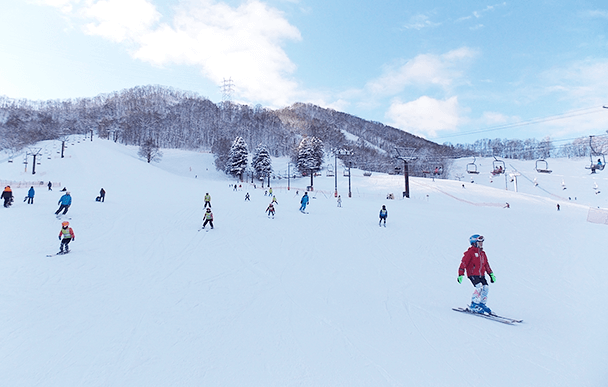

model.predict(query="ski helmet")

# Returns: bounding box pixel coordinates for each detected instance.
[469,234,484,245]
[206,208,211,212]
[62,221,69,227]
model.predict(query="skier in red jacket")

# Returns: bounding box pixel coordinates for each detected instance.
[457,234,496,314]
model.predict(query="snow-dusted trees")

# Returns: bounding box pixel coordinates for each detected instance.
[138,138,163,163]
[212,137,231,172]
[227,136,248,180]
[296,136,324,188]
[252,144,272,179]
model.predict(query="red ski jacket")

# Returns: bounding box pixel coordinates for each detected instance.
[458,246,493,277]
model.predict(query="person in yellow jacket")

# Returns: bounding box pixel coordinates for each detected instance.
[58,221,75,254]
[204,193,211,208]
[202,208,214,229]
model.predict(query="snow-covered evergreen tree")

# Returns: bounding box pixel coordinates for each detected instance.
[227,136,248,180]
[296,136,324,188]
[252,144,272,179]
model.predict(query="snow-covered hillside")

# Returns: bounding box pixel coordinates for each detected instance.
[1,138,607,387]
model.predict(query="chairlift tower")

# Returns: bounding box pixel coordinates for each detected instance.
[395,147,417,198]
[25,148,42,174]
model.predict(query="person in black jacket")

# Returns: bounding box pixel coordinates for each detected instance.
[2,186,14,208]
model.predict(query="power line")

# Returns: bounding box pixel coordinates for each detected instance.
[435,105,607,141]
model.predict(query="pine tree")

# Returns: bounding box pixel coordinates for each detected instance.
[227,136,249,180]
[252,144,272,179]
[296,136,324,188]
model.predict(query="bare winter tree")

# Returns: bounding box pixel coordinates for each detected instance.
[138,138,163,163]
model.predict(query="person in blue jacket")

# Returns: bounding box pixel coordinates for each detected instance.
[55,191,72,215]
[299,192,309,212]
[379,205,388,226]
[27,186,35,204]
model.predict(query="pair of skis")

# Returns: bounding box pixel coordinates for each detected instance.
[452,307,523,325]
[46,251,70,257]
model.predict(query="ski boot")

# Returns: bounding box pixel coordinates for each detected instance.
[469,302,484,313]
[479,303,492,314]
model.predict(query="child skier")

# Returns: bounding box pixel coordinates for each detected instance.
[299,192,309,212]
[58,221,75,254]
[204,193,211,208]
[457,234,496,314]
[202,208,214,229]
[379,205,388,226]
[266,203,275,218]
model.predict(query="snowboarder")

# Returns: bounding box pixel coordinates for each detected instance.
[266,203,275,218]
[27,186,35,204]
[202,208,214,229]
[58,221,75,254]
[2,186,13,208]
[299,192,309,212]
[204,193,211,208]
[379,205,388,226]
[337,195,342,207]
[245,192,250,201]
[55,191,72,216]
[457,234,496,314]
[99,188,106,202]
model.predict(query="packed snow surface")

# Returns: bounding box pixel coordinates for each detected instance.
[1,138,607,386]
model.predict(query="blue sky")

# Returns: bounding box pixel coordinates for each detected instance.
[1,0,608,144]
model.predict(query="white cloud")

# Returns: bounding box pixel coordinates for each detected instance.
[81,0,161,43]
[132,0,302,106]
[366,47,478,96]
[542,59,608,104]
[403,14,441,30]
[581,9,608,19]
[39,0,303,107]
[386,96,462,138]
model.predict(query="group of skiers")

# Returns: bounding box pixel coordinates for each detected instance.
[2,183,111,255]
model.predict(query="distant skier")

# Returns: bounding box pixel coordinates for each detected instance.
[2,186,13,208]
[58,221,75,254]
[268,187,273,196]
[457,234,496,314]
[245,192,250,201]
[48,181,53,191]
[55,191,72,216]
[271,195,278,205]
[299,192,309,212]
[27,186,35,204]
[99,188,106,202]
[266,203,275,218]
[202,208,214,229]
[379,205,388,226]
[204,193,211,208]
[337,195,342,208]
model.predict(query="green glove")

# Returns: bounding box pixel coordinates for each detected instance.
[457,275,464,284]
[489,273,496,283]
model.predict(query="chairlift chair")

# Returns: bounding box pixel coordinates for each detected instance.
[492,157,506,175]
[535,159,552,174]
[466,157,479,174]
[587,135,606,173]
